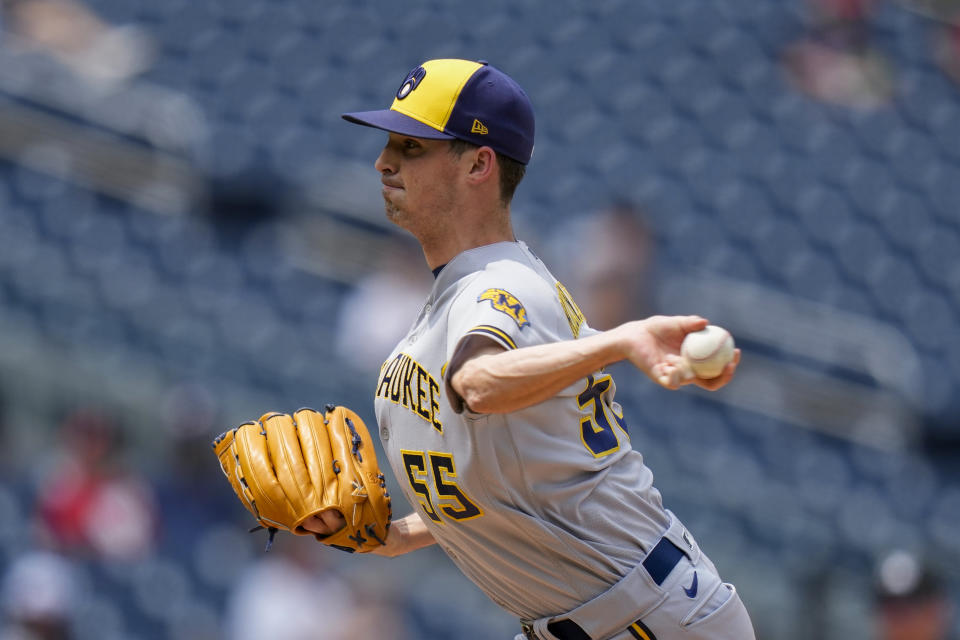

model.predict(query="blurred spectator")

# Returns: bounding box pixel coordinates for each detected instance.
[783,0,895,108]
[224,534,407,640]
[0,384,12,482]
[153,384,236,552]
[342,577,411,640]
[873,549,955,640]
[935,10,960,85]
[34,407,157,561]
[335,236,433,373]
[0,0,153,84]
[203,169,289,237]
[0,550,77,640]
[545,204,655,331]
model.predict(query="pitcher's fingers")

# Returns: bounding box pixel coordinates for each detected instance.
[320,509,346,532]
[680,315,709,332]
[302,515,331,535]
[302,510,346,535]
[694,349,740,391]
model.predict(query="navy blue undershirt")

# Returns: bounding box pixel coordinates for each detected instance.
[432,264,446,279]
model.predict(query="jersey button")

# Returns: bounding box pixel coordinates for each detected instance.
[380,426,390,441]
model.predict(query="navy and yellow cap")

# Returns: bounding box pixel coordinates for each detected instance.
[342,59,535,165]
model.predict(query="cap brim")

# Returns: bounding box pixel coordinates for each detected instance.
[342,109,454,140]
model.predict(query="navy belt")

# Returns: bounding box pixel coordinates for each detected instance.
[640,536,685,586]
[536,537,686,640]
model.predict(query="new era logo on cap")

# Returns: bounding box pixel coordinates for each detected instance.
[342,59,535,164]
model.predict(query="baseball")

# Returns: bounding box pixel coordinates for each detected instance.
[681,325,735,379]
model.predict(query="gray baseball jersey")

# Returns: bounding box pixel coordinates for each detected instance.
[373,241,753,639]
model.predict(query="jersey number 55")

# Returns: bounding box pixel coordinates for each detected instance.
[401,450,484,524]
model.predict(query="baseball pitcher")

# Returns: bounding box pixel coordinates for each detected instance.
[214,59,756,640]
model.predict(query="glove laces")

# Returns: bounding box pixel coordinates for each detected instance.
[249,525,279,552]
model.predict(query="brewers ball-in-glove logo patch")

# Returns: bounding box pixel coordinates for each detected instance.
[396,66,426,99]
[478,288,529,328]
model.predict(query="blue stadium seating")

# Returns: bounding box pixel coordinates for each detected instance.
[1,0,959,638]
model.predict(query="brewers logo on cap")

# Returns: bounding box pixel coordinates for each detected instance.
[396,66,426,100]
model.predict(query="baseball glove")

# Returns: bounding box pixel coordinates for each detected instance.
[212,405,391,553]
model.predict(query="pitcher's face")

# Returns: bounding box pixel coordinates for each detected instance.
[374,133,461,236]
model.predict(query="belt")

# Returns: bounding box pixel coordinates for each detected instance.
[522,536,686,640]
[640,536,686,587]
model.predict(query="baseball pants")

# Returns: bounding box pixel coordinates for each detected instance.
[516,518,756,640]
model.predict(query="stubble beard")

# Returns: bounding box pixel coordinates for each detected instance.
[383,187,453,248]
[384,197,440,248]
[383,197,406,228]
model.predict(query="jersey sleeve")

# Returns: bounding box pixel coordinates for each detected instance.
[446,270,560,358]
[442,263,580,413]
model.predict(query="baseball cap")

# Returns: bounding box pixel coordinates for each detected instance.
[343,59,535,164]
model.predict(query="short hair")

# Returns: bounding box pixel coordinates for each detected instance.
[448,138,526,206]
